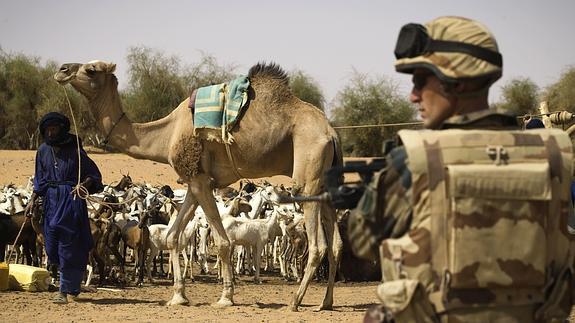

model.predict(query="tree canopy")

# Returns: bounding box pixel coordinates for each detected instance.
[0,51,89,149]
[331,71,416,157]
[494,77,539,116]
[544,66,575,113]
[289,69,325,110]
[122,47,237,123]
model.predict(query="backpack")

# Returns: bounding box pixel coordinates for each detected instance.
[378,128,574,322]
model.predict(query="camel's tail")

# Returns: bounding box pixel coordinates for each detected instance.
[331,131,344,168]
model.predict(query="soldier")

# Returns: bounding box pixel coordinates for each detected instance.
[348,16,573,322]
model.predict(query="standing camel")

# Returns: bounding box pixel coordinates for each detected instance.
[54,61,343,311]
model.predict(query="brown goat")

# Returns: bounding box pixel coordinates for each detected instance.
[87,217,126,287]
[121,212,150,285]
[0,213,38,266]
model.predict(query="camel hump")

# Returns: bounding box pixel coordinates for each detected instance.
[248,62,289,87]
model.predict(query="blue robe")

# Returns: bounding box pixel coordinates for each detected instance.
[33,138,103,295]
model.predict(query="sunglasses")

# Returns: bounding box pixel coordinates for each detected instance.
[412,72,433,91]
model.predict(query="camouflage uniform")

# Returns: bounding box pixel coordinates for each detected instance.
[349,110,574,322]
[349,109,520,260]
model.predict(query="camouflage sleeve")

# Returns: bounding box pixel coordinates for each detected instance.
[347,147,413,260]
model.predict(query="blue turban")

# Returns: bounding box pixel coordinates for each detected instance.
[39,112,71,146]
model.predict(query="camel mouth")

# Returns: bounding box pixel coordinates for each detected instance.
[53,72,76,85]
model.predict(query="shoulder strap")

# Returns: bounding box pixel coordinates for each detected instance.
[399,130,449,302]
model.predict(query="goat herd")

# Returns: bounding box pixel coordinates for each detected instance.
[0,175,379,292]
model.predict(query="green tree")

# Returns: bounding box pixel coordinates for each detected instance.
[495,77,539,116]
[331,71,416,157]
[0,51,93,149]
[123,47,237,122]
[123,46,189,122]
[544,66,575,112]
[289,69,325,110]
[183,52,237,91]
[0,51,42,149]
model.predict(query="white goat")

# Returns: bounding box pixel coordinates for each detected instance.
[147,213,208,281]
[220,205,288,283]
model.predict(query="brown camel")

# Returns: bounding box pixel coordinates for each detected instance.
[54,61,343,311]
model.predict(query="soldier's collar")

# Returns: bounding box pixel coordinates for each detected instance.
[439,109,518,129]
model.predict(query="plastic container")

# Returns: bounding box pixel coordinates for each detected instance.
[0,262,9,291]
[8,264,51,292]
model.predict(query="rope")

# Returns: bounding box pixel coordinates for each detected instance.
[102,112,125,146]
[331,112,572,130]
[225,141,243,180]
[332,121,423,130]
[6,211,31,264]
[62,87,82,190]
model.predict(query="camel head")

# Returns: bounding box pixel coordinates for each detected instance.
[54,61,117,100]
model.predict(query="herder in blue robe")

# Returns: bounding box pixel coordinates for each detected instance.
[30,112,103,304]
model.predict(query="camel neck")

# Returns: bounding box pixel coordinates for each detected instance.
[89,78,174,164]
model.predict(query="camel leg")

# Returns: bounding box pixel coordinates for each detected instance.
[190,174,234,307]
[166,187,198,306]
[290,140,334,311]
[290,200,328,311]
[319,203,342,310]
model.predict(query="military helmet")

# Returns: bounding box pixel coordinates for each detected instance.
[394,16,502,85]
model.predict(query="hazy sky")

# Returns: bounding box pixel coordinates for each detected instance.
[1,0,574,111]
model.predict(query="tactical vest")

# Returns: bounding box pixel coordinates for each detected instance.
[377,128,574,322]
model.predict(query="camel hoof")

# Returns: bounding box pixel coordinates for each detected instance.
[254,279,262,284]
[289,304,299,312]
[167,294,190,306]
[212,298,234,308]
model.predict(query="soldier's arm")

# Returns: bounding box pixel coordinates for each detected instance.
[347,147,413,260]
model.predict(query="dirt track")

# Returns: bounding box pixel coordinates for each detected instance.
[0,149,376,322]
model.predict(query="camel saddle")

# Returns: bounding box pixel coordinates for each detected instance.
[189,76,250,140]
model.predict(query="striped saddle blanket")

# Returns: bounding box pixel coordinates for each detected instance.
[190,76,250,132]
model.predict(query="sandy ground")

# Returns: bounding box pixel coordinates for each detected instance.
[0,149,377,322]
[2,276,377,322]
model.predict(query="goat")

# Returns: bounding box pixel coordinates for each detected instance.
[220,204,284,283]
[147,213,208,282]
[281,212,308,282]
[121,212,150,285]
[0,213,38,266]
